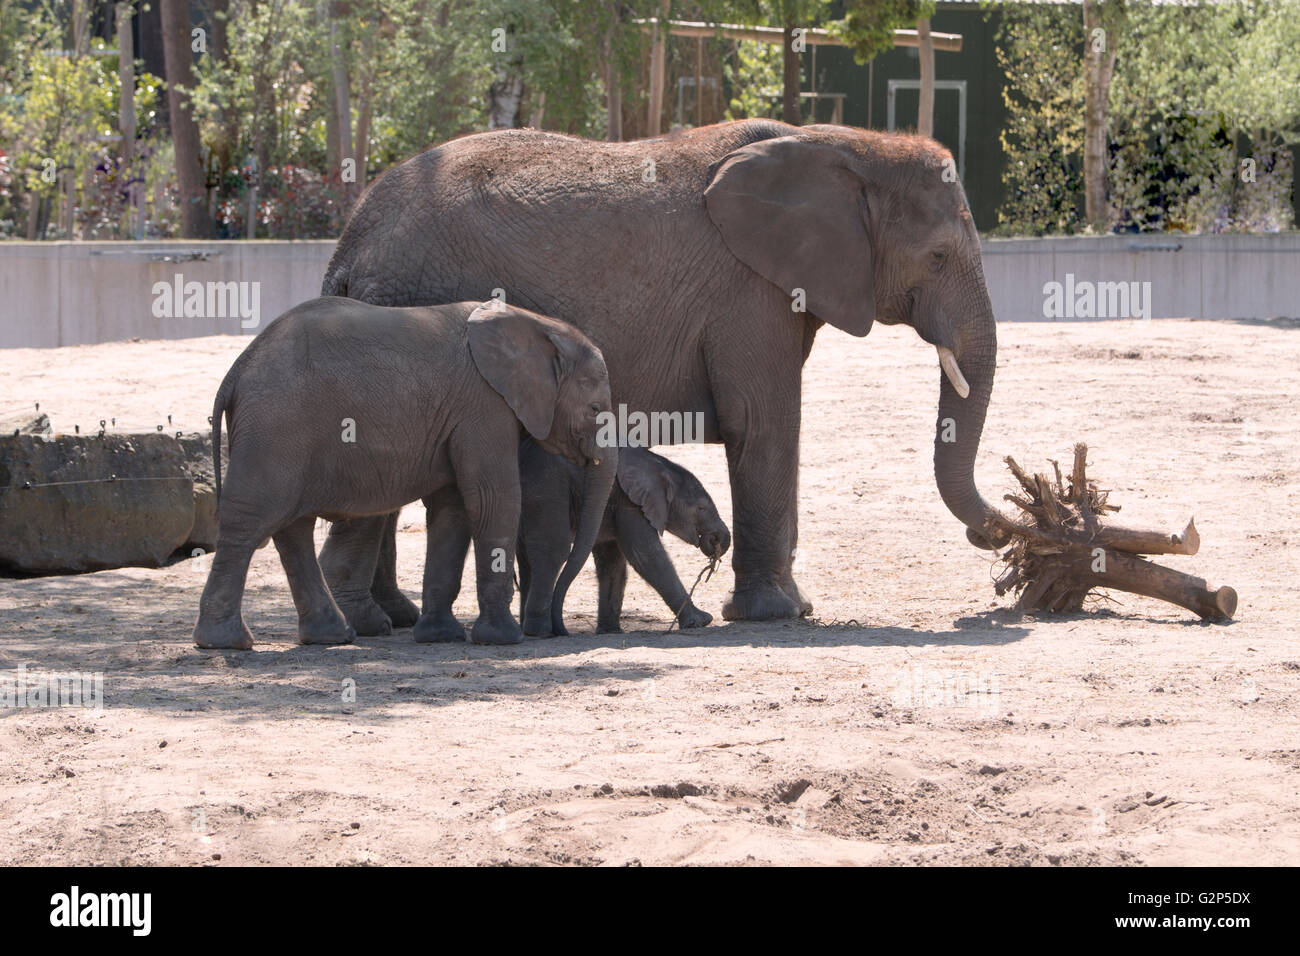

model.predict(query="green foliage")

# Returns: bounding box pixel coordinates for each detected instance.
[834,0,933,65]
[992,0,1084,235]
[1108,0,1297,233]
[993,0,1298,235]
[0,2,164,237]
[724,39,782,120]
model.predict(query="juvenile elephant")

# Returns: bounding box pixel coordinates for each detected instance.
[192,297,616,650]
[321,120,1010,630]
[516,440,731,635]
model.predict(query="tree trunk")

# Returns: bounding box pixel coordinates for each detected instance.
[488,71,524,129]
[528,90,546,128]
[330,17,355,211]
[72,0,90,56]
[916,18,934,138]
[353,33,373,201]
[116,2,137,236]
[604,25,622,141]
[696,37,704,127]
[160,0,213,238]
[646,0,669,135]
[210,0,238,190]
[781,19,801,126]
[1083,0,1118,230]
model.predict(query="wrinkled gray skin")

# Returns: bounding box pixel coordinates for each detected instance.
[192,297,616,650]
[320,119,1008,628]
[515,440,730,635]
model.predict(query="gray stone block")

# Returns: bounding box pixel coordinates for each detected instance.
[0,432,197,573]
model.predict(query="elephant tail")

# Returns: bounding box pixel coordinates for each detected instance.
[210,378,233,512]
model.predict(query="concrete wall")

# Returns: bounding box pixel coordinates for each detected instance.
[982,234,1300,322]
[2,234,1298,349]
[0,241,333,348]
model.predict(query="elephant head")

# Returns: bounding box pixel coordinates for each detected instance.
[467,303,619,632]
[618,448,731,560]
[703,129,1009,549]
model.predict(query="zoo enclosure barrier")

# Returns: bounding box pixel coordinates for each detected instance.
[1,234,1297,349]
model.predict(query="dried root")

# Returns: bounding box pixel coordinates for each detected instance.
[992,444,1236,622]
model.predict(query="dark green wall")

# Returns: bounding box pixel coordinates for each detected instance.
[810,6,1007,230]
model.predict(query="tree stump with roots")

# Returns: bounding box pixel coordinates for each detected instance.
[991,444,1237,622]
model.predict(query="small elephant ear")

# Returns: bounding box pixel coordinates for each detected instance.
[467,304,562,441]
[617,450,673,534]
[704,136,875,337]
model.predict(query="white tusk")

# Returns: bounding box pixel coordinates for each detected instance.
[937,346,970,399]
[591,457,601,467]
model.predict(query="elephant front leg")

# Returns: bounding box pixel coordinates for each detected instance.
[318,515,394,636]
[460,479,524,646]
[718,398,810,622]
[413,488,471,644]
[615,510,712,629]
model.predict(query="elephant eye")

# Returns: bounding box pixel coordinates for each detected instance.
[590,402,601,414]
[931,249,948,265]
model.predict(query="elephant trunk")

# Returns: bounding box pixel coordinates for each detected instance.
[550,447,619,635]
[933,300,1008,549]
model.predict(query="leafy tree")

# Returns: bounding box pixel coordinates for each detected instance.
[992,0,1084,234]
[834,0,932,65]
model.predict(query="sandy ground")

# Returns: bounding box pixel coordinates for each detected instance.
[1,316,1298,866]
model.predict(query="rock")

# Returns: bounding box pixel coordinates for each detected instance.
[1,411,52,438]
[176,431,221,552]
[0,433,195,573]
[776,778,813,803]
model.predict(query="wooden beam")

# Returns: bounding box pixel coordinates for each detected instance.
[633,19,962,53]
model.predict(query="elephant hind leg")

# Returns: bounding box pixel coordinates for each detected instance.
[319,514,395,636]
[414,489,470,644]
[372,511,419,627]
[274,515,355,646]
[193,478,282,649]
[593,541,627,634]
[193,543,257,649]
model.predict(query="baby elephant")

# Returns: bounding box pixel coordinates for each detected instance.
[517,440,730,634]
[193,297,616,650]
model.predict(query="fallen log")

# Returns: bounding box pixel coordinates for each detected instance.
[991,444,1236,622]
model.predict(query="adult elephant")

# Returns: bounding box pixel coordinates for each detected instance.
[318,119,1008,633]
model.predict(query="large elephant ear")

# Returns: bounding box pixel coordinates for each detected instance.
[704,136,875,336]
[467,303,567,441]
[616,450,672,534]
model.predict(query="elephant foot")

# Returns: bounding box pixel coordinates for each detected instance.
[779,575,814,617]
[471,610,524,645]
[333,592,394,637]
[722,582,803,622]
[675,605,713,629]
[193,616,255,650]
[596,620,623,635]
[413,610,467,644]
[298,609,356,646]
[521,611,553,638]
[374,589,420,629]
